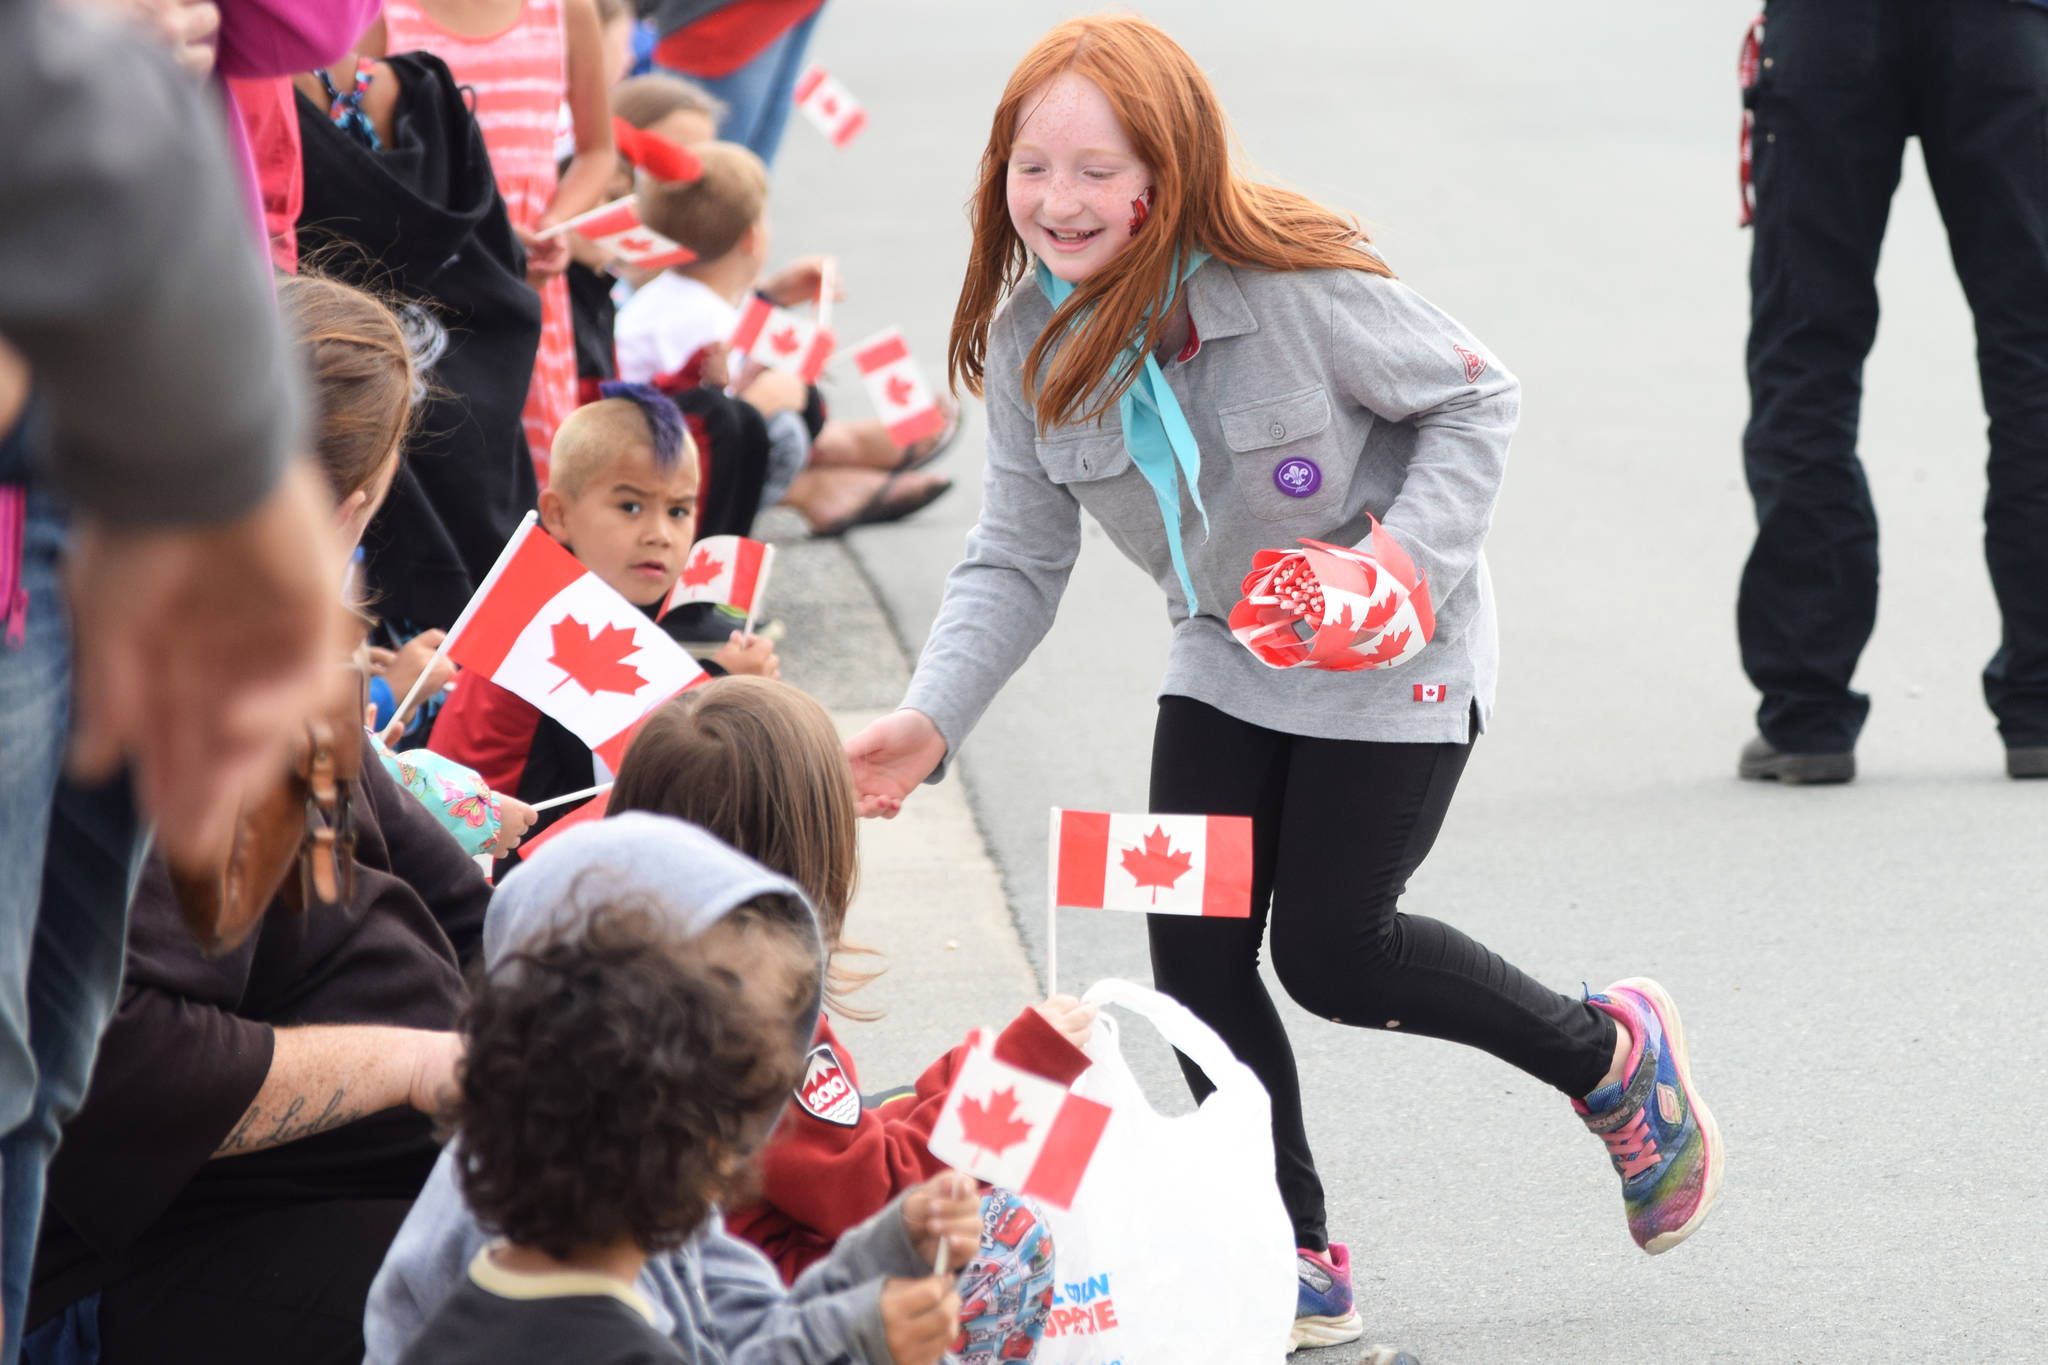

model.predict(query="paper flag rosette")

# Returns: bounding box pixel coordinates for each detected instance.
[1226,517,1436,671]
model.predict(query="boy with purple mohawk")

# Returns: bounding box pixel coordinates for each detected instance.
[429,384,778,852]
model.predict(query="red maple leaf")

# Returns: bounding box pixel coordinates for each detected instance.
[957,1087,1032,1161]
[1119,825,1195,904]
[1359,588,1401,633]
[884,373,917,408]
[547,616,647,696]
[768,325,802,356]
[1308,602,1370,669]
[819,96,838,116]
[1358,626,1412,668]
[679,546,725,590]
[617,233,655,254]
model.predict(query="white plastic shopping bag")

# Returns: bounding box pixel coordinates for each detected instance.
[1031,979,1296,1365]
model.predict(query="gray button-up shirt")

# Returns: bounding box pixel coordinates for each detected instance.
[904,256,1517,768]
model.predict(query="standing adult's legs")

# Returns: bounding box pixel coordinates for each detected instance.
[0,489,69,1359]
[1264,732,1614,1098]
[1738,1,1911,754]
[1918,0,2048,753]
[1143,698,1323,1247]
[675,6,826,167]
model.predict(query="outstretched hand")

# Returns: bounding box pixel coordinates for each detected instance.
[844,709,948,819]
[67,461,344,869]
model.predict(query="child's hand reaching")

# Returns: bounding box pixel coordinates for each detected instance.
[901,1171,979,1273]
[371,629,453,714]
[698,340,734,389]
[488,796,538,858]
[879,1276,962,1365]
[515,225,571,279]
[761,255,840,308]
[1035,994,1098,1051]
[713,631,780,679]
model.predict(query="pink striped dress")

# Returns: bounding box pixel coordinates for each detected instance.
[382,0,577,483]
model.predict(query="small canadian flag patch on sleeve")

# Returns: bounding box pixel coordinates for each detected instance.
[1413,683,1447,703]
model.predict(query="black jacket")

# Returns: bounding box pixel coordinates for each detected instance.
[297,51,543,634]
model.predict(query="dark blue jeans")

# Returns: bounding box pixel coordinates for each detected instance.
[0,487,142,1365]
[663,5,824,167]
[1739,0,2048,751]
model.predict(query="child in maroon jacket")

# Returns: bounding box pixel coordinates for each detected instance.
[604,675,1089,1364]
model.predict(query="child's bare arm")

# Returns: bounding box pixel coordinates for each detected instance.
[542,0,618,230]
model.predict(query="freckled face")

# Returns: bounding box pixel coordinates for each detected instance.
[1006,73,1152,283]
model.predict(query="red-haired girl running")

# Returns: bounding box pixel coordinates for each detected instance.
[844,15,1724,1353]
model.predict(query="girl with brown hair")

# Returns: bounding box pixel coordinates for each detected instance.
[278,272,536,858]
[844,14,1724,1350]
[609,677,1088,1363]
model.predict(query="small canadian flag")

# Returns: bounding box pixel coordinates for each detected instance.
[793,64,866,147]
[555,196,696,271]
[446,516,707,771]
[663,535,771,616]
[1051,809,1253,918]
[852,329,946,450]
[926,1041,1111,1209]
[1413,683,1447,703]
[730,294,834,384]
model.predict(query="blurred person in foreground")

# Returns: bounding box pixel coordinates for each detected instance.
[0,0,337,1354]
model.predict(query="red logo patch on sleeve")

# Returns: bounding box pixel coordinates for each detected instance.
[1454,346,1487,383]
[796,1042,860,1127]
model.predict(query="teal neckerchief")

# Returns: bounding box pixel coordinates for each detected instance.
[1036,249,1212,614]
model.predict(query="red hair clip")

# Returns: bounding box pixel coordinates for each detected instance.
[612,116,703,183]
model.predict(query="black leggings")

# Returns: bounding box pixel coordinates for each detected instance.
[1145,697,1615,1249]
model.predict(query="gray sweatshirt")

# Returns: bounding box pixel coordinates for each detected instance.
[362,814,928,1365]
[0,0,301,522]
[902,257,1517,766]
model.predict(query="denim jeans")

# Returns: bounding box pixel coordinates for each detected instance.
[0,489,142,1364]
[664,5,824,167]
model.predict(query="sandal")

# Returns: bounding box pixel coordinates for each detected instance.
[893,396,963,473]
[812,470,954,538]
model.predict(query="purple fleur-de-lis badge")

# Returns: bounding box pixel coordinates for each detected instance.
[1274,457,1322,498]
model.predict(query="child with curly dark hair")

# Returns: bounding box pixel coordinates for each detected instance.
[365,812,980,1365]
[395,903,801,1365]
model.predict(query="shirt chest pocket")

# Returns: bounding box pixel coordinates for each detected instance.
[1218,384,1342,521]
[1035,432,1135,486]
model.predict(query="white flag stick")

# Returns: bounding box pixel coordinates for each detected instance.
[382,511,538,745]
[815,258,836,334]
[1044,806,1060,999]
[741,543,777,641]
[932,1228,949,1279]
[528,782,613,813]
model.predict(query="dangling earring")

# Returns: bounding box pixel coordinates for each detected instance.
[1128,185,1155,238]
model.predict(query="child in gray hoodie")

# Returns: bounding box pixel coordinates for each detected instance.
[362,813,969,1365]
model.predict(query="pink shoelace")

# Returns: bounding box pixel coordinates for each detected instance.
[1602,1109,1662,1180]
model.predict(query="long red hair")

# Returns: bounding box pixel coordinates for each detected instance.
[948,15,1394,430]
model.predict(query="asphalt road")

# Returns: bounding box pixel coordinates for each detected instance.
[771,3,2048,1360]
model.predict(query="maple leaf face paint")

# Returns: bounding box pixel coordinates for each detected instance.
[1007,71,1153,284]
[542,443,701,608]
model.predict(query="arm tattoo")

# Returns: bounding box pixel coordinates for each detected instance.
[214,1087,367,1156]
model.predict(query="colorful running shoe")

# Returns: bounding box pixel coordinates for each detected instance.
[1291,1242,1363,1350]
[1574,977,1725,1254]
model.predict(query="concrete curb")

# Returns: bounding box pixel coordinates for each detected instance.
[761,511,1040,1085]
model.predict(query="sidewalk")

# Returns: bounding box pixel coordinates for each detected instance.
[759,509,1040,1086]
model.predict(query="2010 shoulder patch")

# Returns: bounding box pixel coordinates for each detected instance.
[796,1042,860,1127]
